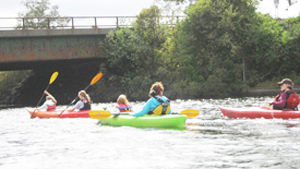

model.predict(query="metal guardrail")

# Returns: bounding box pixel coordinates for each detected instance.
[0,16,185,30]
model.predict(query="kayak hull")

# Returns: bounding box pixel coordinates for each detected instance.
[219,106,300,119]
[26,107,90,119]
[98,115,187,129]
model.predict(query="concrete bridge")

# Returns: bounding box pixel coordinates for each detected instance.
[0,16,183,71]
[0,28,112,70]
[0,16,184,106]
[0,16,138,70]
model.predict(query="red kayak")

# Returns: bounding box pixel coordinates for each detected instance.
[219,106,300,119]
[26,107,90,119]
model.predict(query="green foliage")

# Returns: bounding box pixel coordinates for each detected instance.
[17,0,69,29]
[99,6,183,100]
[171,0,259,97]
[100,1,300,99]
[103,28,152,76]
[0,71,32,97]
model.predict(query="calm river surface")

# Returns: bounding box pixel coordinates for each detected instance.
[1,97,300,169]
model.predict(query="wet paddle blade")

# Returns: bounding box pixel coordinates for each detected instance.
[49,72,59,84]
[180,109,199,118]
[31,71,58,119]
[89,110,112,119]
[90,72,103,85]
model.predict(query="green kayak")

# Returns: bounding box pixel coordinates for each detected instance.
[98,114,187,129]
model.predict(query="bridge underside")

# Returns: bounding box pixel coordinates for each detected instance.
[0,57,105,71]
[0,29,108,71]
[0,29,112,106]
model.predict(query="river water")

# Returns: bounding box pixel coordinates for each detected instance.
[1,96,300,169]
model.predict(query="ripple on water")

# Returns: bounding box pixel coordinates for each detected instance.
[1,97,300,169]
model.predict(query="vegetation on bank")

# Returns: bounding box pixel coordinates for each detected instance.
[99,0,300,100]
[0,71,32,99]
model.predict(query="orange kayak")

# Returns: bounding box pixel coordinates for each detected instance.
[26,107,91,119]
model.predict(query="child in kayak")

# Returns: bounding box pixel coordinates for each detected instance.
[131,82,171,117]
[116,94,132,112]
[69,90,92,111]
[269,78,300,110]
[37,90,57,111]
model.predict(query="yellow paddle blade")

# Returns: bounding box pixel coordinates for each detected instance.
[90,72,103,85]
[89,110,112,119]
[180,109,199,118]
[49,72,59,84]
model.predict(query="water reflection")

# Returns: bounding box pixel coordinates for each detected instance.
[1,96,300,169]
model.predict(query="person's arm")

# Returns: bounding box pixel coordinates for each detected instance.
[68,100,84,111]
[37,101,48,110]
[132,99,153,117]
[44,90,57,104]
[44,90,50,96]
[271,92,288,109]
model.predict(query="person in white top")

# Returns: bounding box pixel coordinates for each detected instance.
[37,90,57,110]
[68,90,92,111]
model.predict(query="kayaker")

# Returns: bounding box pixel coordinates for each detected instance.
[269,78,300,110]
[116,94,132,112]
[68,90,92,111]
[131,82,171,117]
[37,90,57,111]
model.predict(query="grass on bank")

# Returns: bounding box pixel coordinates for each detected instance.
[255,75,300,88]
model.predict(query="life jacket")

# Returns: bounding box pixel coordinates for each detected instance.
[275,91,300,109]
[148,97,170,115]
[285,91,300,109]
[46,103,56,111]
[116,104,132,112]
[80,100,91,110]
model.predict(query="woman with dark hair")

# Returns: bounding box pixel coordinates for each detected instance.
[131,82,171,117]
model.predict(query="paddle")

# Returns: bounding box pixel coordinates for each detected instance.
[31,71,59,118]
[177,109,199,118]
[89,109,199,119]
[57,72,103,118]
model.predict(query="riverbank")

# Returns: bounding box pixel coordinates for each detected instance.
[1,86,300,109]
[246,86,300,97]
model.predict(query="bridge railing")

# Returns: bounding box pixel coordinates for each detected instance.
[0,16,185,30]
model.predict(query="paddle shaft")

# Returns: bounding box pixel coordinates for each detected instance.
[30,71,58,119]
[69,84,92,104]
[30,84,50,118]
[57,73,102,118]
[89,109,199,119]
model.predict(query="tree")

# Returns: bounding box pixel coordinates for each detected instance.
[163,0,298,6]
[102,6,177,99]
[171,0,261,97]
[17,0,69,29]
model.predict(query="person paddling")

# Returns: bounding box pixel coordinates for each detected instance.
[131,82,171,117]
[269,78,300,110]
[68,90,92,111]
[37,90,57,111]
